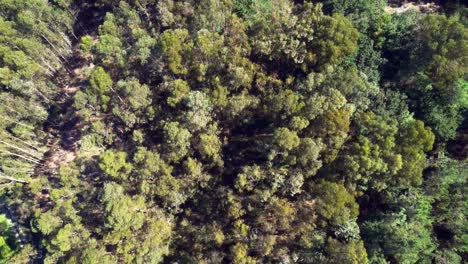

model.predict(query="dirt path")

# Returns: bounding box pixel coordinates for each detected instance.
[1,2,108,257]
[385,2,440,14]
[40,48,89,177]
[0,46,90,253]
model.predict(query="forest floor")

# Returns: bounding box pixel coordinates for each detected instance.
[41,48,88,177]
[385,1,440,14]
[0,46,89,253]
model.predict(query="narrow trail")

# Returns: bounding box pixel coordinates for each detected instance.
[0,47,89,254]
[40,47,89,177]
[0,2,106,257]
[39,0,107,177]
[0,47,89,256]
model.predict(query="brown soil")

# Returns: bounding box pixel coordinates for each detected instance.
[385,2,440,14]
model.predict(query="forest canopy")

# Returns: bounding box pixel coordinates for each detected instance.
[0,0,466,263]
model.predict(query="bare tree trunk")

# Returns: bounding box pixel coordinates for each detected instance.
[0,140,43,159]
[0,150,42,164]
[41,34,67,62]
[0,172,29,184]
[110,87,124,103]
[31,84,51,104]
[1,132,43,151]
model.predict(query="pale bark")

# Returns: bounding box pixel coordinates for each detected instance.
[0,140,43,159]
[0,149,41,164]
[0,172,29,184]
[1,131,44,151]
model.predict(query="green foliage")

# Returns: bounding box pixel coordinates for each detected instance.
[246,2,359,72]
[154,174,185,209]
[102,183,146,240]
[80,242,115,264]
[80,35,94,53]
[196,133,222,162]
[160,29,193,75]
[231,243,256,264]
[319,0,388,83]
[322,66,379,110]
[36,211,62,235]
[184,91,213,130]
[362,189,437,264]
[396,120,435,186]
[99,150,133,180]
[412,15,467,90]
[425,156,467,261]
[0,215,15,261]
[296,138,324,177]
[133,147,172,180]
[235,165,264,193]
[135,35,156,65]
[394,14,468,140]
[313,13,360,69]
[233,0,263,18]
[136,213,173,263]
[309,108,351,163]
[334,112,434,193]
[325,238,368,264]
[420,79,467,140]
[266,89,304,120]
[273,127,300,152]
[0,0,72,187]
[113,77,154,127]
[47,222,90,257]
[96,34,124,67]
[89,67,113,95]
[167,79,190,107]
[88,67,113,111]
[162,121,191,163]
[51,224,76,252]
[0,1,465,263]
[310,180,359,226]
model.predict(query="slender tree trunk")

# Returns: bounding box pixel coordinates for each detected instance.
[110,87,124,103]
[0,140,43,159]
[0,150,42,164]
[0,173,29,184]
[2,132,43,151]
[41,34,67,62]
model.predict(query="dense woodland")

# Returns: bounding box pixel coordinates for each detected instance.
[0,0,466,263]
